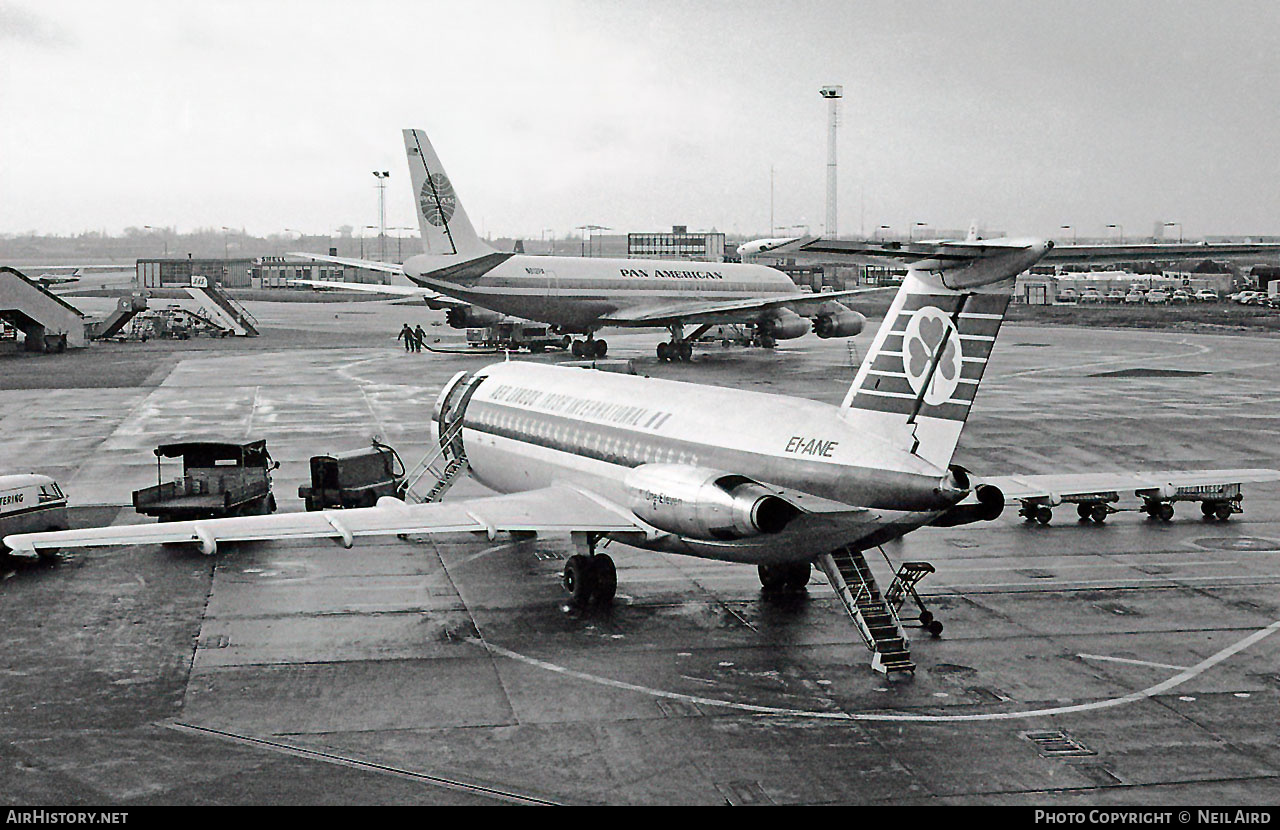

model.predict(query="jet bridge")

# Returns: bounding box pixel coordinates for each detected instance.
[0,266,87,351]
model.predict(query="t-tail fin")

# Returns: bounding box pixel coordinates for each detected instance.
[841,271,1013,470]
[402,128,496,260]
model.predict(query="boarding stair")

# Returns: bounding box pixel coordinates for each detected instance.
[815,545,915,675]
[186,281,258,336]
[0,266,87,351]
[399,420,468,504]
[87,293,148,340]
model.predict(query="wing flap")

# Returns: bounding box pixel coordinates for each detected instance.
[3,487,646,556]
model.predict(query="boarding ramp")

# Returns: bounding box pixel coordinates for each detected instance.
[186,277,258,336]
[87,293,149,340]
[815,546,916,675]
[0,266,87,351]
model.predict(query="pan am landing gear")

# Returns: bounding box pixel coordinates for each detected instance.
[656,324,712,363]
[570,331,607,358]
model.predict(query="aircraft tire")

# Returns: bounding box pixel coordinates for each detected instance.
[760,334,776,349]
[564,555,596,607]
[591,554,617,604]
[783,561,811,590]
[677,342,693,362]
[657,342,670,361]
[757,563,788,591]
[571,341,583,357]
[594,339,608,358]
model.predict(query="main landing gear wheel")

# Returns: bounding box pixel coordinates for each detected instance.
[657,342,693,362]
[571,339,608,358]
[758,561,811,592]
[563,553,617,607]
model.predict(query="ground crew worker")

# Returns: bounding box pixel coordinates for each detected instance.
[414,324,427,353]
[398,322,415,352]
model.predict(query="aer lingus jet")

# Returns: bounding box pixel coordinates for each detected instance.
[9,237,1278,673]
[291,128,879,362]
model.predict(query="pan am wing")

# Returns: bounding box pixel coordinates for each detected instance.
[600,287,892,327]
[2,487,650,558]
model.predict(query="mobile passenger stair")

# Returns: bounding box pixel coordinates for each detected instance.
[815,546,938,676]
[399,420,468,503]
[0,266,87,351]
[186,278,258,336]
[87,293,148,340]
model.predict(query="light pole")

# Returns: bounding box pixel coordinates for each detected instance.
[1060,225,1077,244]
[389,226,414,263]
[1164,221,1183,243]
[373,171,390,261]
[363,226,377,261]
[221,226,232,260]
[575,224,608,257]
[909,222,928,242]
[874,224,891,241]
[144,225,168,257]
[1105,223,1124,243]
[542,229,555,255]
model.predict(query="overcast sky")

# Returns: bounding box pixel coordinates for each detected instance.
[2,0,1278,241]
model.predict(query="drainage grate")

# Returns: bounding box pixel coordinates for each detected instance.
[1022,730,1097,757]
[714,780,773,806]
[656,699,704,718]
[197,634,229,649]
[1072,763,1122,786]
[1089,368,1209,378]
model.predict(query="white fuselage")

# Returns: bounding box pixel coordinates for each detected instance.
[404,253,802,332]
[450,362,961,563]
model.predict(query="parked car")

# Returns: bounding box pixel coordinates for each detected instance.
[1146,289,1170,305]
[1078,289,1104,304]
[1057,288,1079,303]
[1124,290,1146,304]
[1169,290,1190,305]
[1237,291,1265,305]
[1105,289,1128,303]
[1193,289,1219,302]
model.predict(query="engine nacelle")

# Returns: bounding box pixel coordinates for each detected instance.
[624,464,801,541]
[759,308,809,340]
[813,308,866,338]
[445,306,504,328]
[929,483,1004,527]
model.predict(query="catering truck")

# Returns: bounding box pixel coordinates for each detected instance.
[0,474,69,558]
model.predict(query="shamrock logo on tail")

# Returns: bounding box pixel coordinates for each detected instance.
[902,307,963,406]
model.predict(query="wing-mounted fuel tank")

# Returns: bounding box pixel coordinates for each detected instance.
[624,464,801,541]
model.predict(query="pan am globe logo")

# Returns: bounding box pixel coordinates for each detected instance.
[419,173,457,227]
[903,307,963,406]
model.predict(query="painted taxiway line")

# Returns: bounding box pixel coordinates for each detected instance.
[1077,653,1191,671]
[166,721,560,805]
[468,619,1280,723]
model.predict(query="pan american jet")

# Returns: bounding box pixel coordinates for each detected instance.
[291,128,881,362]
[9,231,1278,674]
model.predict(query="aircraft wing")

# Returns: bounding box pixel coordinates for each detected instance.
[286,278,463,307]
[599,287,892,326]
[979,469,1280,502]
[287,252,406,275]
[2,486,650,558]
[760,237,1280,268]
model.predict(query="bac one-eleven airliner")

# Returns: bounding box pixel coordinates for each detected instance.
[291,128,882,362]
[9,233,1278,673]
